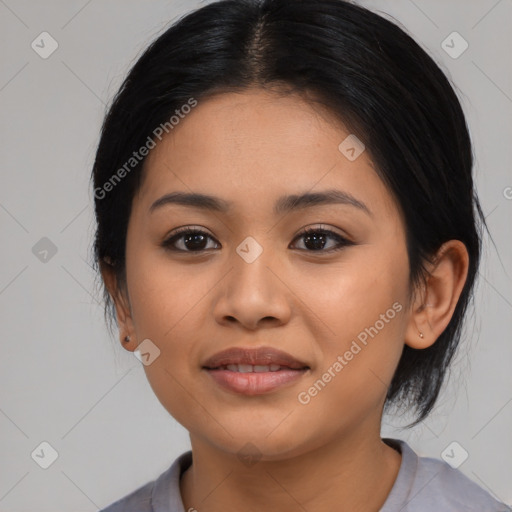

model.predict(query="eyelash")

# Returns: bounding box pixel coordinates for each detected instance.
[161,225,354,254]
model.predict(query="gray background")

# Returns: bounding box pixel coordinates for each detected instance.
[0,0,511,509]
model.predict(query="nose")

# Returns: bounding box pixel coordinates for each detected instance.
[212,246,292,331]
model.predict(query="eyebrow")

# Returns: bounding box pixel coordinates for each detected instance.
[149,189,373,217]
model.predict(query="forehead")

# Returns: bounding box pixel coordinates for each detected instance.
[137,89,399,221]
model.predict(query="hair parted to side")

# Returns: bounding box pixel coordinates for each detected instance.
[90,0,488,425]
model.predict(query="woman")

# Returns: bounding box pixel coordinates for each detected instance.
[93,0,510,510]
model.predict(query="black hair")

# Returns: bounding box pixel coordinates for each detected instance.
[90,0,487,424]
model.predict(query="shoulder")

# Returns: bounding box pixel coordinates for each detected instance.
[100,479,154,512]
[100,451,193,512]
[412,450,509,511]
[382,439,510,512]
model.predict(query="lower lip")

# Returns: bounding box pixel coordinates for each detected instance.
[204,368,309,395]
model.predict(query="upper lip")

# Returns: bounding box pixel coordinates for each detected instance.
[202,346,309,369]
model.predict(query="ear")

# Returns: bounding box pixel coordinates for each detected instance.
[100,259,137,352]
[405,240,469,349]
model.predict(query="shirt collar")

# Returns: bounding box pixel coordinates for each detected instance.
[379,438,419,511]
[149,439,417,512]
[151,450,192,512]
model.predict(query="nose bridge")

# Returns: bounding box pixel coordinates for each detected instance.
[230,233,277,298]
[213,233,290,328]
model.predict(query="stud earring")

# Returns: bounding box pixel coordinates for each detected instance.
[418,331,424,339]
[124,335,131,342]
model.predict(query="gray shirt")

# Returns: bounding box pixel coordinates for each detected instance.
[100,438,510,511]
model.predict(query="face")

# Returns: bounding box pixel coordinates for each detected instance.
[115,88,416,460]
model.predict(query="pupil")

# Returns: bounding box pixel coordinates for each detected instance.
[305,233,325,250]
[185,233,206,250]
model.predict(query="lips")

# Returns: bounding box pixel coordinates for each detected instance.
[213,363,290,372]
[202,347,310,395]
[202,346,310,371]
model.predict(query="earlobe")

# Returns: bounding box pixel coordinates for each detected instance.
[100,261,137,350]
[405,240,469,350]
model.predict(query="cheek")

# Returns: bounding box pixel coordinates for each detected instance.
[294,301,406,435]
[296,245,409,339]
[124,249,218,418]
[301,249,409,400]
[126,240,207,337]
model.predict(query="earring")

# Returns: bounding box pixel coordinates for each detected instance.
[124,335,131,343]
[418,331,424,339]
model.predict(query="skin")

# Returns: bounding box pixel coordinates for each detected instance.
[102,88,469,511]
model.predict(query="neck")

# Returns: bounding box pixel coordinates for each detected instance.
[180,426,401,512]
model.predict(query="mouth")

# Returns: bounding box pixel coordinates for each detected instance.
[206,363,307,372]
[202,346,310,395]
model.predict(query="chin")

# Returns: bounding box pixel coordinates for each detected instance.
[205,425,312,462]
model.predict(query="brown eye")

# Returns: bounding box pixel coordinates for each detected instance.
[162,225,353,254]
[162,228,219,252]
[291,226,354,252]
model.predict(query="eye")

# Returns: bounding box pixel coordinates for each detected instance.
[162,227,219,252]
[162,225,354,253]
[290,226,354,253]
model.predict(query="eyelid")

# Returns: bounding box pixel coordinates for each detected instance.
[290,225,354,251]
[295,224,350,239]
[169,225,214,236]
[164,225,219,244]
